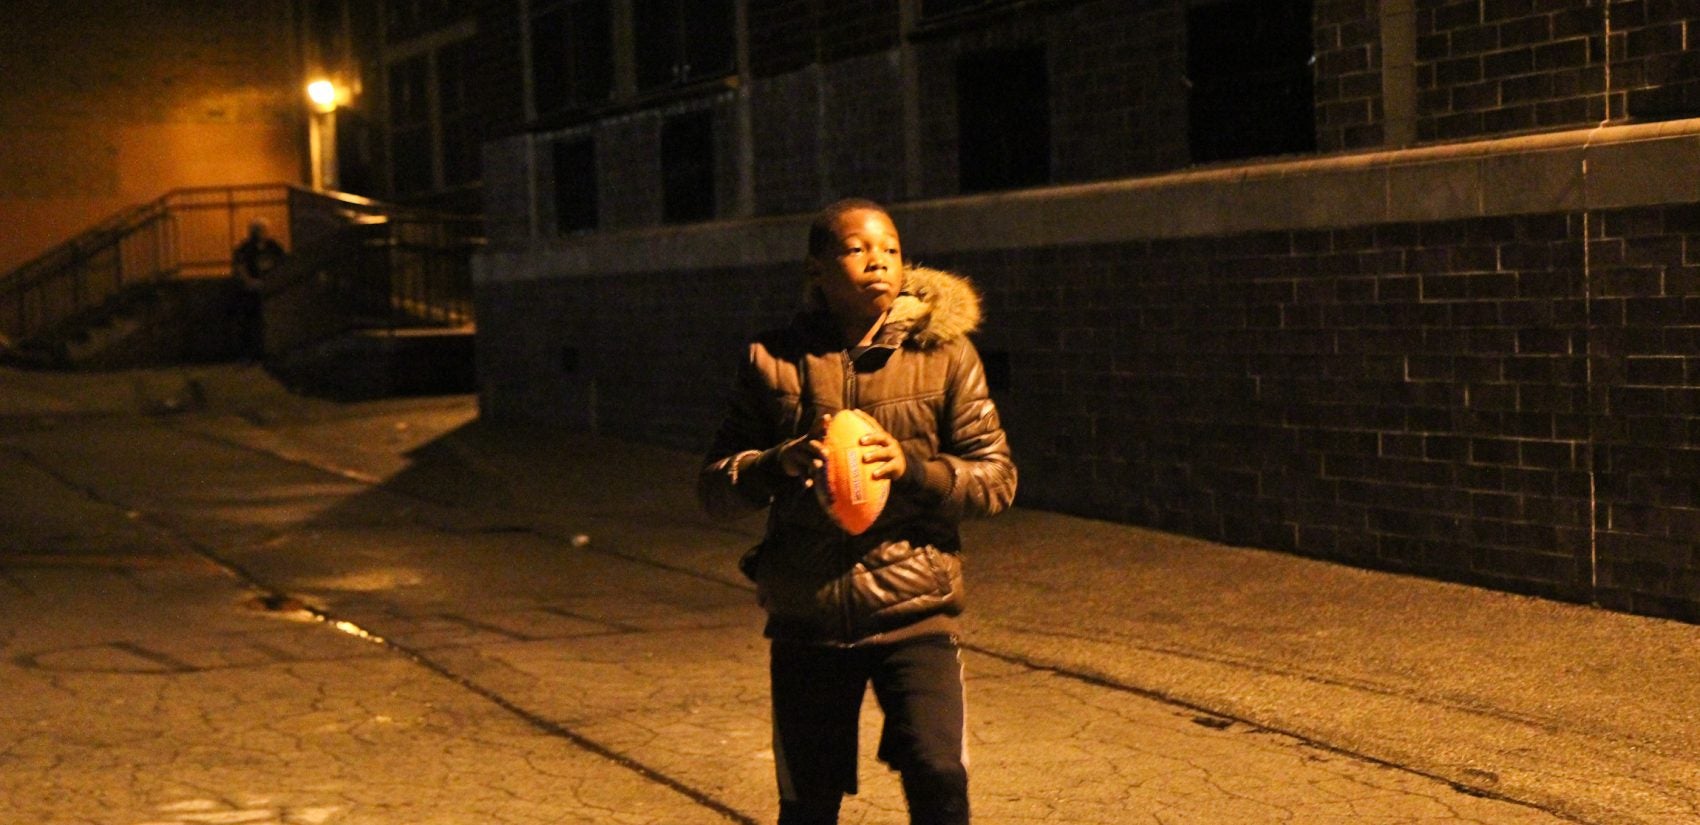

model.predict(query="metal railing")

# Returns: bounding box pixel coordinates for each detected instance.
[0,183,480,359]
[0,185,290,346]
[261,189,481,355]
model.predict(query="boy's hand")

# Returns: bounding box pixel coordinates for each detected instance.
[778,414,831,485]
[857,424,907,482]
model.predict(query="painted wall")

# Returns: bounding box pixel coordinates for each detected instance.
[0,1,304,276]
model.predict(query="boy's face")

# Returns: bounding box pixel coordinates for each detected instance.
[810,208,904,326]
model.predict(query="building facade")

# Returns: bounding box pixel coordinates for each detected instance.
[470,0,1700,622]
[0,0,310,275]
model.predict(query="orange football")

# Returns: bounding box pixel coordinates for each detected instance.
[814,409,891,535]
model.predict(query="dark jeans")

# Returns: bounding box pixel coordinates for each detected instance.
[770,634,969,825]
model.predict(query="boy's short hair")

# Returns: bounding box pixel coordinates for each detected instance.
[807,198,890,259]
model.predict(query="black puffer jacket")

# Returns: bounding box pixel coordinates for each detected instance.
[699,266,1017,645]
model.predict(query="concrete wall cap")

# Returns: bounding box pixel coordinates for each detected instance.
[481,117,1700,283]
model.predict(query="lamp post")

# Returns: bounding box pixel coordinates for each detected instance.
[306,79,340,191]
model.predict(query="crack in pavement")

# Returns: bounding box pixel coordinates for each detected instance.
[11,412,1598,824]
[4,436,761,825]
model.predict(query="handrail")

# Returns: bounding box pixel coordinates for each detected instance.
[0,183,483,359]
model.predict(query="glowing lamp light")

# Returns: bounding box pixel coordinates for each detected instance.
[306,79,339,114]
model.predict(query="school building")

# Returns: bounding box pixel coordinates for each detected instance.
[29,1,1694,622]
[414,0,1700,622]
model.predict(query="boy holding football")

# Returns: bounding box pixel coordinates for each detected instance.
[699,198,1017,825]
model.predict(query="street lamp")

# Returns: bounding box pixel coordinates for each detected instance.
[306,78,341,191]
[307,79,339,114]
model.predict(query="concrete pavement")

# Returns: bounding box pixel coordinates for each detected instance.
[1,364,1695,824]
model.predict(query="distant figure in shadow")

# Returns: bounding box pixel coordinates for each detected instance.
[231,218,285,361]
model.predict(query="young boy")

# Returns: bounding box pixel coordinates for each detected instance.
[699,198,1017,825]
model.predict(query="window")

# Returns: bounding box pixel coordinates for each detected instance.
[633,0,736,92]
[1186,0,1316,163]
[385,0,461,43]
[919,0,1018,21]
[531,0,613,116]
[660,110,715,223]
[387,36,482,196]
[389,55,433,195]
[437,40,479,187]
[310,0,344,63]
[957,47,1051,193]
[553,138,598,232]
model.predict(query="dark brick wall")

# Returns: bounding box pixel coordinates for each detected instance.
[1314,0,1385,151]
[911,0,1190,196]
[820,53,908,205]
[1050,0,1190,182]
[936,216,1598,604]
[1612,2,1700,121]
[1416,0,1611,141]
[1589,202,1700,618]
[747,21,908,213]
[748,0,901,79]
[469,2,528,136]
[750,70,826,215]
[476,264,801,442]
[749,0,818,77]
[597,117,664,229]
[479,202,1700,622]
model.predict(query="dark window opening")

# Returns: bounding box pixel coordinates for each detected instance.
[386,0,465,44]
[531,0,613,117]
[310,0,344,62]
[660,110,715,223]
[389,55,433,194]
[552,138,598,233]
[920,0,1019,21]
[437,40,479,187]
[1186,0,1316,164]
[634,0,735,92]
[957,47,1050,193]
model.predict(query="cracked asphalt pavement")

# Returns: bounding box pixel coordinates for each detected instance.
[2,365,1695,824]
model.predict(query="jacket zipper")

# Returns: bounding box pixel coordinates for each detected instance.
[840,349,858,641]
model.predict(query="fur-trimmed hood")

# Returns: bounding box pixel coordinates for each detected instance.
[803,265,982,349]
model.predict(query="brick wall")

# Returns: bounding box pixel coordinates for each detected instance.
[748,0,900,79]
[1049,0,1190,182]
[750,70,826,215]
[819,53,909,205]
[1413,1,1700,151]
[1315,0,1386,151]
[1612,2,1700,121]
[475,263,801,440]
[477,194,1700,621]
[749,0,819,77]
[475,0,1700,622]
[1416,0,1609,141]
[937,216,1600,603]
[596,117,665,229]
[1589,202,1700,617]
